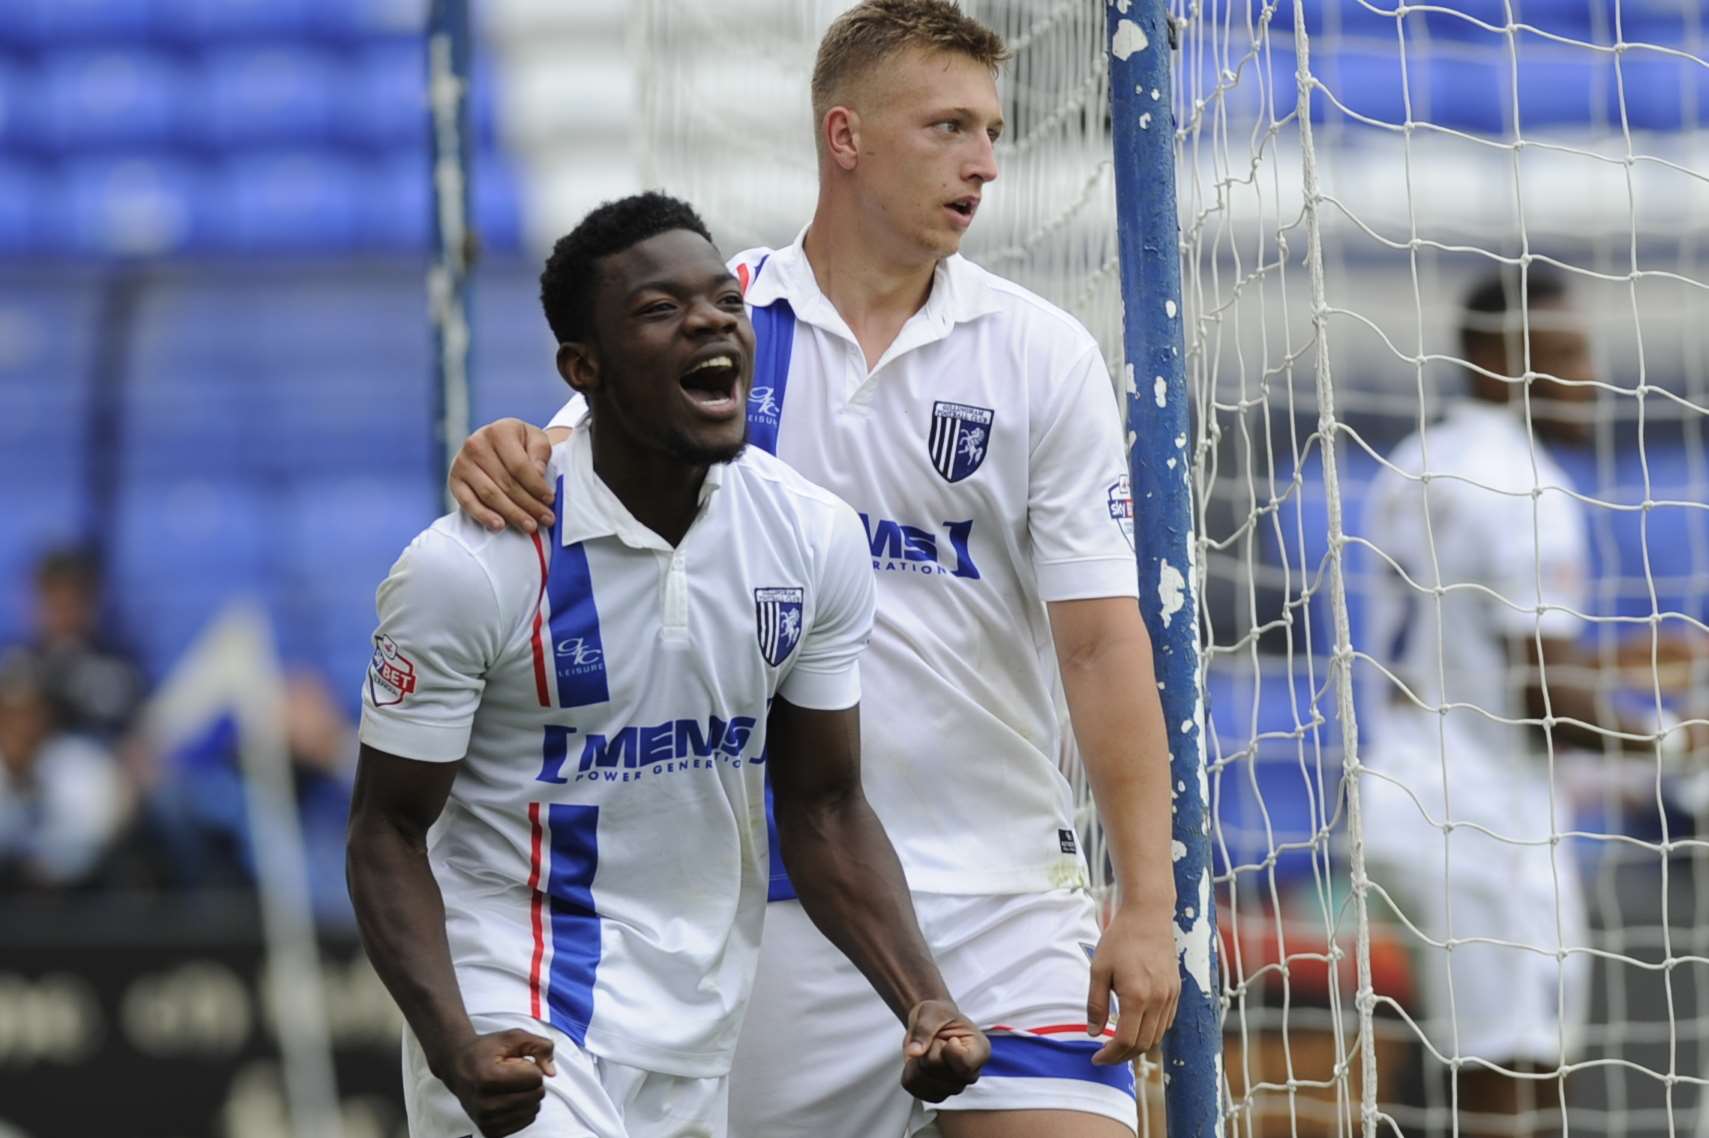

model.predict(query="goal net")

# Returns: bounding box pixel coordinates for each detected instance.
[632,2,1709,1137]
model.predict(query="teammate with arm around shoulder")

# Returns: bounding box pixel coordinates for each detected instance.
[347,193,985,1138]
[449,4,1180,1136]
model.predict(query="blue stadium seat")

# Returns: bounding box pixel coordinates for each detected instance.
[1206,663,1345,892]
[475,153,523,254]
[196,46,341,149]
[0,53,37,151]
[1,0,157,48]
[35,50,189,152]
[259,362,435,481]
[345,40,426,149]
[363,150,430,250]
[204,149,362,251]
[110,479,278,675]
[0,274,101,484]
[58,156,205,257]
[1312,48,1411,126]
[1616,55,1709,131]
[471,262,564,429]
[168,0,321,44]
[274,476,440,701]
[0,161,45,255]
[316,0,426,41]
[1423,54,1611,133]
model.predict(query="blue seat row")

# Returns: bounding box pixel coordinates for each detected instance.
[0,0,426,48]
[0,43,496,154]
[1192,44,1709,132]
[0,149,522,256]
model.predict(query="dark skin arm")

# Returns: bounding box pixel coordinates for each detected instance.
[346,746,557,1138]
[1518,636,1709,754]
[766,696,990,1102]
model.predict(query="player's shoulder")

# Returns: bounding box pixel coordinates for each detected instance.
[727,445,853,523]
[951,255,1101,356]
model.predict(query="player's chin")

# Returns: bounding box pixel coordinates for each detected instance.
[666,423,748,466]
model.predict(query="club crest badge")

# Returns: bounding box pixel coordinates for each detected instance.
[928,401,994,483]
[368,634,416,707]
[755,587,805,667]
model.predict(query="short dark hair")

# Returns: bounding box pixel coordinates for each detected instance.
[1458,263,1571,364]
[811,0,1009,144]
[539,192,715,345]
[33,546,99,592]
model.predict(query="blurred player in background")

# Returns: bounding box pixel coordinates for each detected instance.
[347,194,985,1138]
[1360,264,1709,1138]
[449,2,1180,1136]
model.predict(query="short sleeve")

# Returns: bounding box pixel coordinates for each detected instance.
[777,503,875,711]
[358,526,505,762]
[546,395,587,432]
[1028,343,1140,602]
[1485,481,1589,640]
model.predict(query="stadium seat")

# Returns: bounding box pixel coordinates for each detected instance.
[0,53,35,151]
[259,362,435,481]
[363,150,430,250]
[1206,662,1345,892]
[0,273,101,483]
[167,0,321,44]
[345,40,427,150]
[0,0,157,48]
[0,161,44,255]
[58,156,205,257]
[110,479,278,675]
[196,46,342,150]
[35,50,189,152]
[1312,48,1411,127]
[319,0,427,42]
[1616,54,1709,131]
[203,149,362,251]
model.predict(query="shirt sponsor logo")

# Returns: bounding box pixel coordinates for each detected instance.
[536,715,762,785]
[556,636,603,670]
[1107,475,1135,551]
[367,634,416,707]
[859,514,981,580]
[929,401,994,483]
[755,587,804,666]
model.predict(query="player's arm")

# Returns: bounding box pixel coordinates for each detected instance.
[1514,635,1707,755]
[1027,342,1181,1064]
[767,501,987,1101]
[346,527,554,1138]
[767,697,987,1102]
[1048,597,1181,1063]
[447,400,580,533]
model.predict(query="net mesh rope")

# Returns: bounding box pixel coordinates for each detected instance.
[633,3,1709,1137]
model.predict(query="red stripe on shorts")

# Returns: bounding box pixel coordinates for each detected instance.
[527,801,546,1020]
[529,531,550,706]
[989,1022,1119,1039]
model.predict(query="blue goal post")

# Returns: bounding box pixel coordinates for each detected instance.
[1107,2,1224,1135]
[427,0,473,509]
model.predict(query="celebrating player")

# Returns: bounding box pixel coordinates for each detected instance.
[447,3,1180,1136]
[1359,265,1708,1138]
[346,193,987,1138]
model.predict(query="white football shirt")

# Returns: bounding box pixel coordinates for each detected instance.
[358,423,874,1077]
[550,233,1138,896]
[1359,401,1590,842]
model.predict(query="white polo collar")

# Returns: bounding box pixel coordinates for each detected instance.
[557,411,727,551]
[742,226,1005,330]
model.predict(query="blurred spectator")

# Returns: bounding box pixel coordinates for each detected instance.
[0,657,132,891]
[141,669,357,925]
[9,548,148,741]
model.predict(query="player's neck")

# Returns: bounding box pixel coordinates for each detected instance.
[803,208,937,370]
[587,422,707,548]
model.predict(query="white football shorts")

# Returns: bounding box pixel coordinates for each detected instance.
[403,1012,728,1138]
[727,888,1139,1138]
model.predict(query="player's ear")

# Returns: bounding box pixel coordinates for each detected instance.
[823,105,861,171]
[558,341,599,397]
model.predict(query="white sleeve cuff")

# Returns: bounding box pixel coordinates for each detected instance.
[1495,605,1584,641]
[359,711,472,763]
[777,662,862,711]
[1034,556,1141,603]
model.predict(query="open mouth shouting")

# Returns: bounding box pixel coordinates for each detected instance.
[679,344,747,420]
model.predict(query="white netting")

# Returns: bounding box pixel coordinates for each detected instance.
[632,2,1709,1137]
